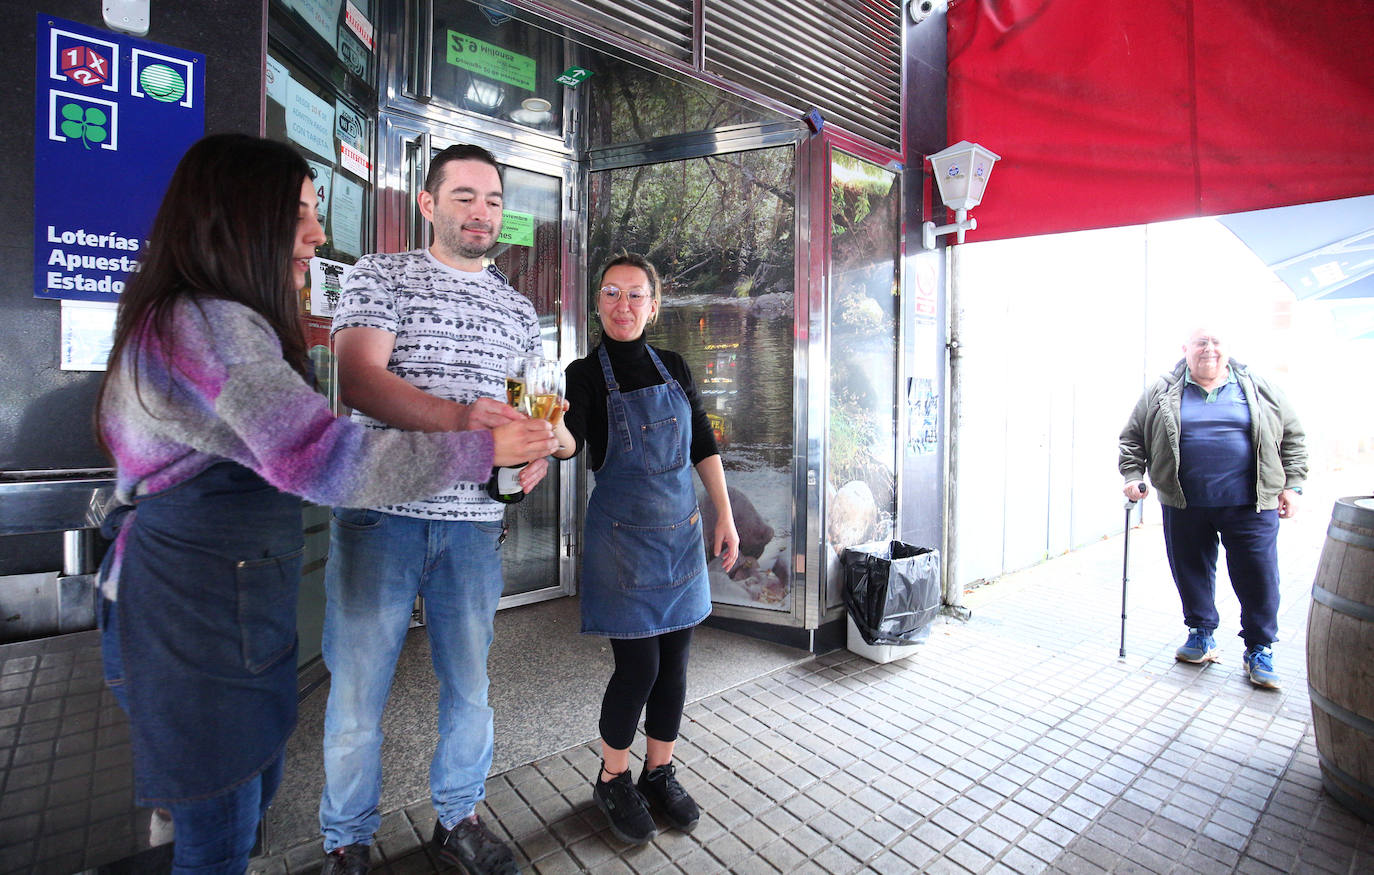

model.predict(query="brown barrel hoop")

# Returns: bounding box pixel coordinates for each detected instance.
[1307,496,1374,823]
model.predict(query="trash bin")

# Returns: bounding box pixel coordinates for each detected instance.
[841,541,940,663]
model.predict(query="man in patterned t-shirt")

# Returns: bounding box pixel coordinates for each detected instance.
[318,145,543,875]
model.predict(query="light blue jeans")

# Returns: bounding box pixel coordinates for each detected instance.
[319,510,505,851]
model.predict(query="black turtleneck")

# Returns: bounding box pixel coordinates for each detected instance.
[563,335,719,471]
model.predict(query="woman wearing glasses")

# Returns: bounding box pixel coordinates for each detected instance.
[554,252,740,845]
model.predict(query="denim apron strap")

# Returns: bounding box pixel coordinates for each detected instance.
[580,345,710,639]
[112,461,303,804]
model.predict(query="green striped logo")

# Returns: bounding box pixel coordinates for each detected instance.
[139,64,185,102]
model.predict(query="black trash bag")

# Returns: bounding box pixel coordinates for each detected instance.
[841,541,941,646]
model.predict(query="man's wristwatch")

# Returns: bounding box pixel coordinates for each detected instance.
[1288,486,1303,494]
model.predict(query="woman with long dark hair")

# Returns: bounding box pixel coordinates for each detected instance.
[95,133,556,873]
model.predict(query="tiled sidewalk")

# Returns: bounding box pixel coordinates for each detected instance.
[254,478,1374,873]
[0,630,142,875]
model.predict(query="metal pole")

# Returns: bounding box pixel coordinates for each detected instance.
[942,243,963,609]
[1120,483,1147,658]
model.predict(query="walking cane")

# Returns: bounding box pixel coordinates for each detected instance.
[1120,483,1147,658]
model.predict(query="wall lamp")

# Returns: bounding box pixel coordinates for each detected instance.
[922,141,1000,249]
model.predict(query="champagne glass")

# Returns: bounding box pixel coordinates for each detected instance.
[523,357,565,423]
[505,354,533,411]
[488,354,541,504]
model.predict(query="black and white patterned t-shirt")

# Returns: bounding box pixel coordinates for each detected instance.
[331,248,540,521]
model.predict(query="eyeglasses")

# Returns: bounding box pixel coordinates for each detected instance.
[599,285,652,307]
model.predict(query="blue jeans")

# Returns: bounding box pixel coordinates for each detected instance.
[167,754,283,874]
[319,510,505,851]
[1161,504,1280,647]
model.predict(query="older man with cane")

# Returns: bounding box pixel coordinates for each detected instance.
[1118,326,1307,689]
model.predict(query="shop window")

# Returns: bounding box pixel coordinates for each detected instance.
[825,148,900,608]
[426,1,567,137]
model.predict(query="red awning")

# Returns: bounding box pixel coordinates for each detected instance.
[945,0,1374,242]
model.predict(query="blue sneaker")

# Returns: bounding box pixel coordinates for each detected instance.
[1244,645,1281,689]
[1175,628,1219,663]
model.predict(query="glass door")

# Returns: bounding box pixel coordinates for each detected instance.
[267,0,380,666]
[587,145,803,623]
[381,116,578,605]
[822,146,902,612]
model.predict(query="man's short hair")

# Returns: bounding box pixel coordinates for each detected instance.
[424,144,503,196]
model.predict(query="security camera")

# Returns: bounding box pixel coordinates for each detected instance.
[909,0,943,24]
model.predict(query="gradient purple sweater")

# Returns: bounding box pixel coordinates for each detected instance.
[97,296,494,599]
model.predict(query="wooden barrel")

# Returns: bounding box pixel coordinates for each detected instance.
[1308,496,1374,822]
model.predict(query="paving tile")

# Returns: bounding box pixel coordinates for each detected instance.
[1243,836,1301,871]
[1235,857,1286,875]
[1159,801,1210,832]
[1054,849,1109,874]
[784,824,828,857]
[1025,820,1075,857]
[756,835,808,871]
[1294,841,1355,874]
[889,835,940,870]
[962,823,1010,860]
[1045,806,1091,835]
[997,800,1040,829]
[1180,848,1240,875]
[944,839,993,872]
[912,820,958,854]
[833,822,882,861]
[997,845,1049,874]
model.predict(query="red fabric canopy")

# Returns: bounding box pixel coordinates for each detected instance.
[945,0,1374,241]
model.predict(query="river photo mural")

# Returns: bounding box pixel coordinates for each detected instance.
[589,148,796,610]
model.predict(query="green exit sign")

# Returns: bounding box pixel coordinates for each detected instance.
[555,66,594,88]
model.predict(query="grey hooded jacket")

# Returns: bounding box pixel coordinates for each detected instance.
[1118,358,1307,511]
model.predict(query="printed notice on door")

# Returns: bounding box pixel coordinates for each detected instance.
[444,31,534,92]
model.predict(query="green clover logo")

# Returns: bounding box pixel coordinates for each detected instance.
[60,103,107,150]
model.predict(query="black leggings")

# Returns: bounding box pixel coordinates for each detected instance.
[598,627,694,751]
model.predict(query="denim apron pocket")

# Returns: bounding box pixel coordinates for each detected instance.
[610,509,704,591]
[237,547,305,674]
[638,416,683,475]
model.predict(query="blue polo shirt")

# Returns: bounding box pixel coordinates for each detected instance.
[1177,367,1255,507]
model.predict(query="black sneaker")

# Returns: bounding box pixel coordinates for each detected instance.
[637,762,700,831]
[321,843,371,875]
[431,815,518,875]
[593,767,658,845]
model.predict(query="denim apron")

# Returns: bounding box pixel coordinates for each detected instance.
[580,344,710,639]
[99,461,303,804]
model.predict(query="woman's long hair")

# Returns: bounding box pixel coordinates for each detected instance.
[96,134,313,450]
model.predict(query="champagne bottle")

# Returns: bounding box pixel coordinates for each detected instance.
[485,462,527,503]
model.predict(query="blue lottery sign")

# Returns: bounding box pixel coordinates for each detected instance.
[34,15,205,301]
